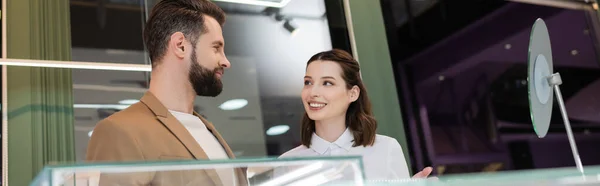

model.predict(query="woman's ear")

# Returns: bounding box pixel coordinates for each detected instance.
[349,85,360,102]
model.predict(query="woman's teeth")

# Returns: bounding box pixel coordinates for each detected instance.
[310,103,326,108]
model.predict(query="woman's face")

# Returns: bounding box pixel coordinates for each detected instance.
[301,60,359,122]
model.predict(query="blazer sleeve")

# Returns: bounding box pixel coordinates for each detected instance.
[86,118,153,185]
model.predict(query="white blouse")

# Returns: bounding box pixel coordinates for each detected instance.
[279,128,410,181]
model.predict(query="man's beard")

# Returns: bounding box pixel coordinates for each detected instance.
[188,50,223,97]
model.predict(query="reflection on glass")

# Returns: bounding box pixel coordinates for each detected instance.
[73,69,148,161]
[70,0,148,64]
[0,1,3,180]
[390,164,600,186]
[30,157,365,186]
[0,66,3,182]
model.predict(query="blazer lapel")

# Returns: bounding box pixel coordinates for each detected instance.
[196,112,248,186]
[155,115,208,159]
[140,92,223,186]
[196,114,235,158]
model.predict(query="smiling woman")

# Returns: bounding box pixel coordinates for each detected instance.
[279,49,431,181]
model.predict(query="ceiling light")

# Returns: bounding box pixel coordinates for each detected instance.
[74,104,130,110]
[571,49,579,56]
[266,125,289,136]
[88,130,94,137]
[118,99,139,105]
[283,20,299,36]
[219,99,248,110]
[0,58,151,71]
[212,0,292,8]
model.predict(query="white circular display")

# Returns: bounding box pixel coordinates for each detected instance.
[534,54,551,105]
[528,18,553,138]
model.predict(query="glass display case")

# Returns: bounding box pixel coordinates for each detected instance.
[30,156,365,186]
[29,154,600,186]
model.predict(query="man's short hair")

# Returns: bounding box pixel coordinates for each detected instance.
[143,0,226,67]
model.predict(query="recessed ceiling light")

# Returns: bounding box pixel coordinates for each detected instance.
[571,49,579,56]
[219,99,248,110]
[119,99,139,105]
[266,125,290,136]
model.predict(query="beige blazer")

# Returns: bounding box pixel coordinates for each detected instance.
[86,92,247,186]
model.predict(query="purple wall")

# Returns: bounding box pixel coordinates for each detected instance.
[409,4,599,114]
[400,2,600,171]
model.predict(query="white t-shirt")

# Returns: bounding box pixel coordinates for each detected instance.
[280,128,411,181]
[169,110,236,186]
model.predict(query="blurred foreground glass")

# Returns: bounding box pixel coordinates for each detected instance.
[30,156,365,186]
[371,165,600,186]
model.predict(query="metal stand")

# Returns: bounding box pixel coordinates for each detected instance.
[547,73,584,174]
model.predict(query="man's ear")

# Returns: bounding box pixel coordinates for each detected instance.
[169,32,186,59]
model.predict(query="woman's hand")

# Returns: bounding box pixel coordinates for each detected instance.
[412,167,433,179]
